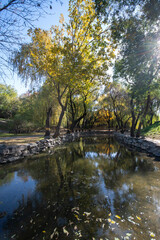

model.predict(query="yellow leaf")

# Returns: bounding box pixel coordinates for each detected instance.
[115,215,121,219]
[74,214,80,220]
[42,230,46,233]
[136,216,141,220]
[108,218,111,222]
[150,232,155,237]
[63,227,69,236]
[111,220,116,224]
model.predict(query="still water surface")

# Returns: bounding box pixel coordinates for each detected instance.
[0,137,160,240]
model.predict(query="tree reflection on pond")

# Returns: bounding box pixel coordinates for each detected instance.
[0,137,159,240]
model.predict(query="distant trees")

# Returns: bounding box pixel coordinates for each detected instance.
[0,84,18,118]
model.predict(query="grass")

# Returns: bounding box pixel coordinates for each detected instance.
[0,132,44,145]
[142,121,160,138]
[0,132,44,138]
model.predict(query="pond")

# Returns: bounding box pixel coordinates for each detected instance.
[0,136,160,240]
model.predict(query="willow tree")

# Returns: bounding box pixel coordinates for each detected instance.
[13,0,115,137]
[0,0,61,79]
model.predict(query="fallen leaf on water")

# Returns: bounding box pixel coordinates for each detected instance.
[150,232,155,238]
[74,214,80,220]
[115,215,121,219]
[126,233,132,237]
[74,210,79,215]
[111,220,116,224]
[63,227,69,236]
[74,225,78,230]
[84,212,91,217]
[11,234,16,239]
[124,237,129,240]
[50,228,58,239]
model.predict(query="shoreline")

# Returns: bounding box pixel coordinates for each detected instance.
[1,130,160,164]
[0,131,112,164]
[114,132,160,160]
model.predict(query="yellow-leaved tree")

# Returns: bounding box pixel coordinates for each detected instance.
[13,0,116,137]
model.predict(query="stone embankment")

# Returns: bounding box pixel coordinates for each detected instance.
[114,132,160,159]
[0,131,111,164]
[1,131,160,164]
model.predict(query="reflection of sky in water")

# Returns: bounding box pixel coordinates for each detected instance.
[151,187,160,214]
[99,152,118,159]
[85,151,98,159]
[97,170,135,216]
[85,151,118,159]
[0,171,37,233]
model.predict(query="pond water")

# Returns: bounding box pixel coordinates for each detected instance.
[0,136,160,240]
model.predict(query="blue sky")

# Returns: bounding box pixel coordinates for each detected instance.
[3,0,69,96]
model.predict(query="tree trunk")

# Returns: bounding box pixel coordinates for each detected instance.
[136,94,150,138]
[44,107,52,137]
[53,106,66,138]
[130,97,136,137]
[114,111,121,129]
[69,95,87,132]
[53,83,68,138]
[136,121,142,138]
[70,112,86,132]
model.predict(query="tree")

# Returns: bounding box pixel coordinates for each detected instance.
[67,90,87,132]
[67,87,98,132]
[94,0,160,23]
[0,83,18,118]
[114,16,160,137]
[94,0,160,137]
[32,84,59,137]
[103,83,131,133]
[13,0,115,137]
[0,0,61,78]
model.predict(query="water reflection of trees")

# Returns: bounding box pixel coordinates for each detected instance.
[1,137,155,240]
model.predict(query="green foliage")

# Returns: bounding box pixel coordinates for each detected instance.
[94,0,160,23]
[142,121,160,137]
[0,84,18,118]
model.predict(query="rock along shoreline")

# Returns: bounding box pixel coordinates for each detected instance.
[1,131,160,164]
[0,131,112,164]
[114,132,160,159]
